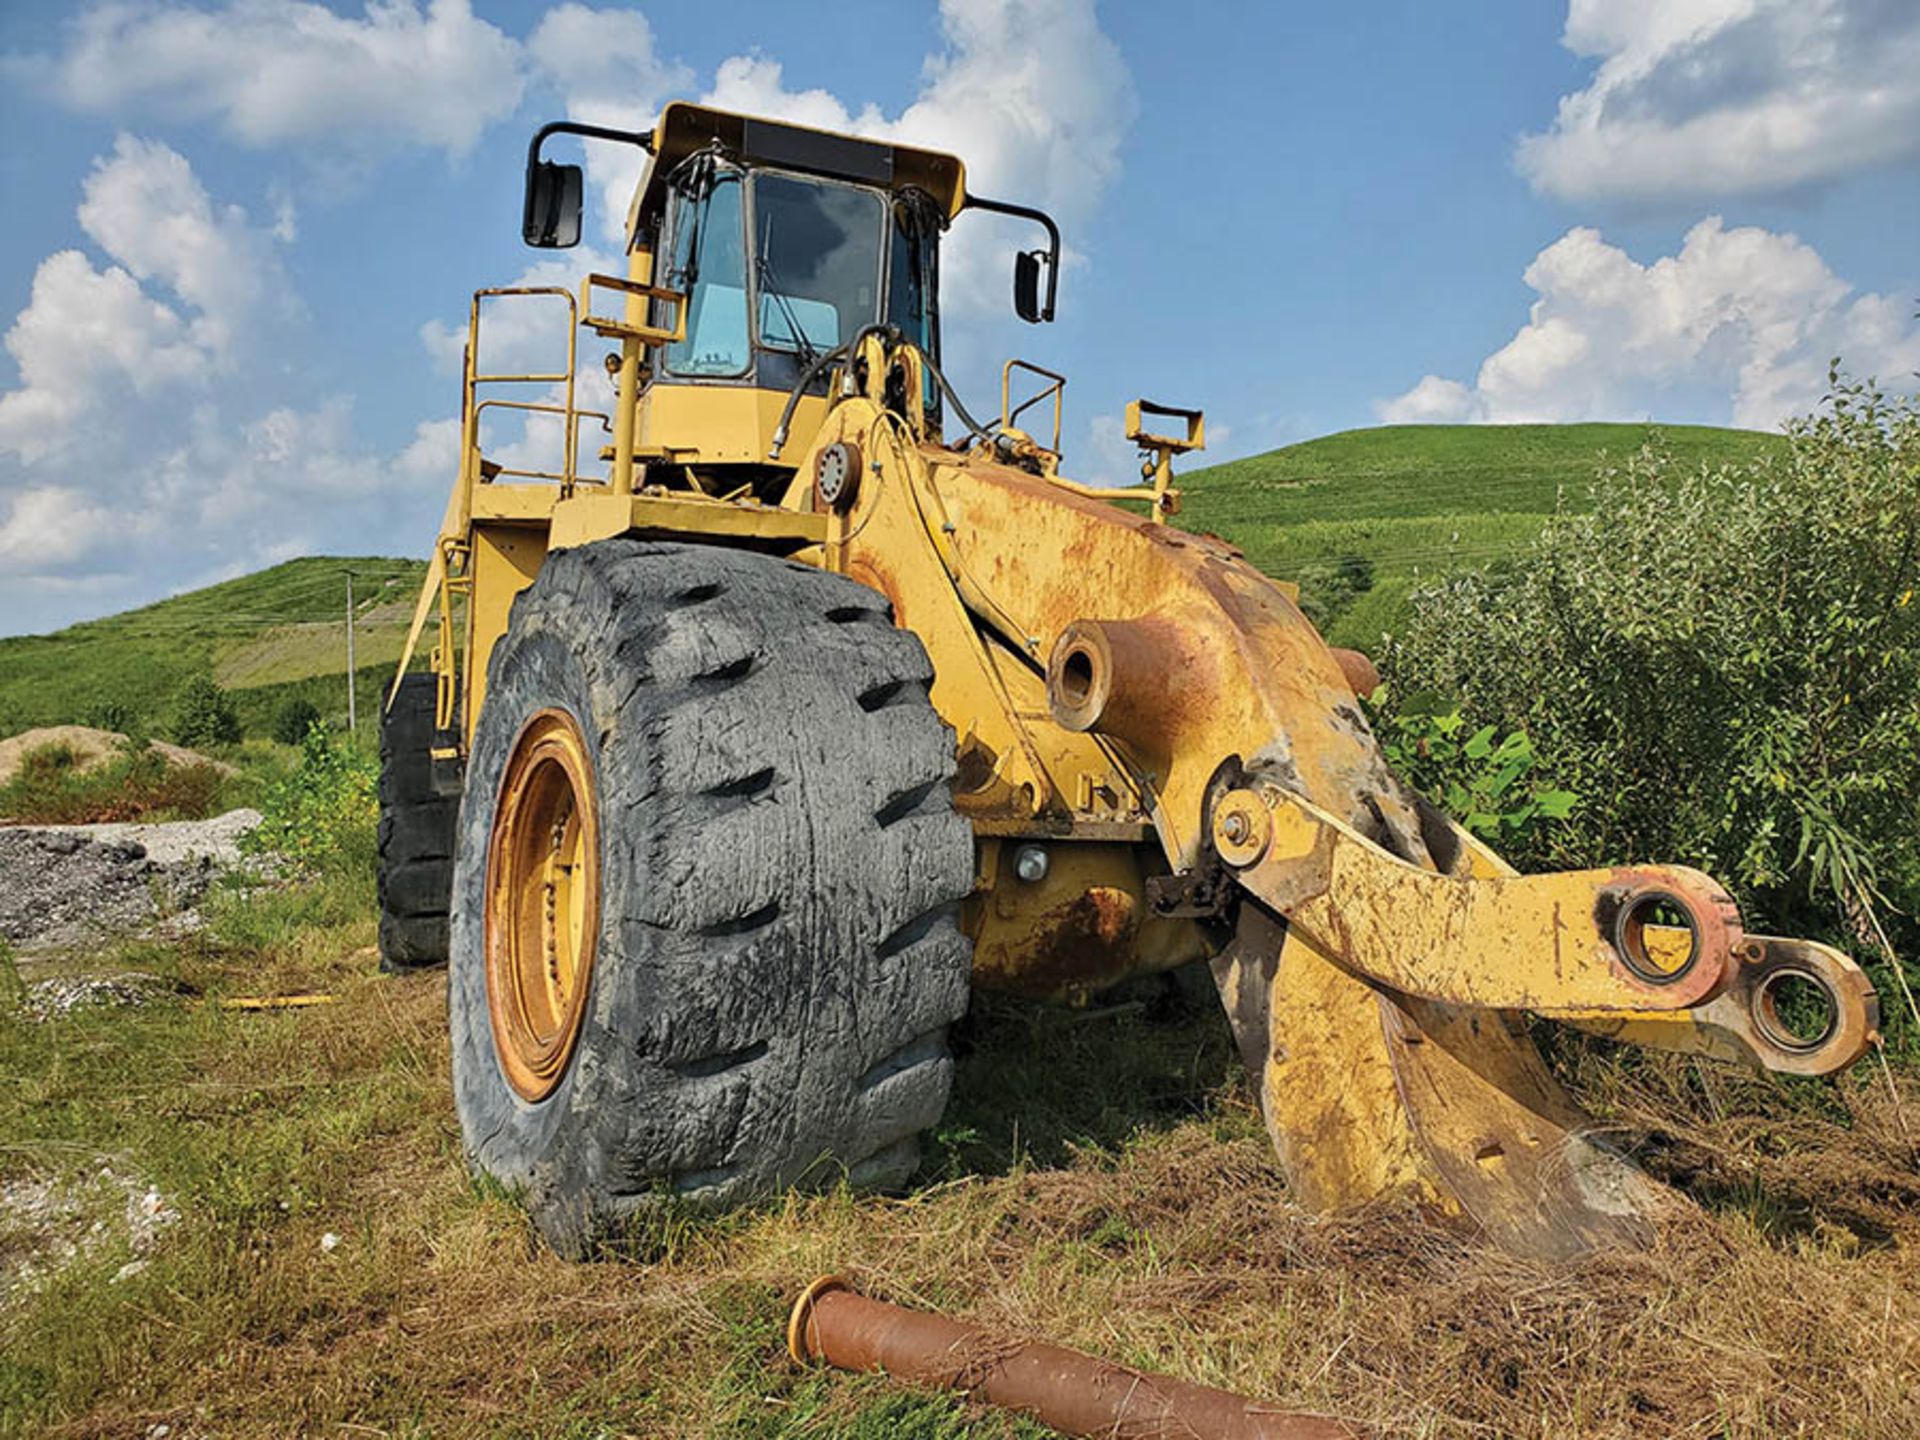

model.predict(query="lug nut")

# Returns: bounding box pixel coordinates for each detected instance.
[1221,812,1250,845]
[1013,845,1049,883]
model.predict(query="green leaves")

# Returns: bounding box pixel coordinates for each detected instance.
[246,725,377,873]
[169,675,240,748]
[1375,686,1579,846]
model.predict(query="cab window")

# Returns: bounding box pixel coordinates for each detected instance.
[662,170,749,377]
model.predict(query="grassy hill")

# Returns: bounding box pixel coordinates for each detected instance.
[1177,422,1785,648]
[0,556,427,739]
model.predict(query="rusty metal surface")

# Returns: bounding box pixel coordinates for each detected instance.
[857,423,1775,1254]
[1328,647,1379,699]
[1563,932,1881,1076]
[789,1277,1360,1440]
[966,840,1210,1002]
[1213,914,1677,1261]
[1213,781,1757,1014]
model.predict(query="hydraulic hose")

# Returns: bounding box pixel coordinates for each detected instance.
[768,325,892,460]
[768,326,997,459]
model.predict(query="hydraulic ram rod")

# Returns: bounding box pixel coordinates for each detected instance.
[788,1276,1360,1440]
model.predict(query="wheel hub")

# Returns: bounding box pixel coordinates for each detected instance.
[485,708,600,1102]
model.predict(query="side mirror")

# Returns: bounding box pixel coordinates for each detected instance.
[523,160,583,248]
[1014,250,1045,324]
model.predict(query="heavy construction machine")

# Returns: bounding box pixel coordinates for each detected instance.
[382,103,1880,1260]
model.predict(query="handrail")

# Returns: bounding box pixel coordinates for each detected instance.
[472,399,610,485]
[463,286,583,493]
[1000,359,1065,454]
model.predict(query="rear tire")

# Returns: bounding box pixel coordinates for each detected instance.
[448,539,974,1255]
[378,672,457,971]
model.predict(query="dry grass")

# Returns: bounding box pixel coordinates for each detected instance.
[2,893,1917,1439]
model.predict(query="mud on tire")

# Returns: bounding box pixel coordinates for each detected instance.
[448,538,974,1255]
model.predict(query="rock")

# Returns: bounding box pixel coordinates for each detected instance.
[21,973,172,1021]
[0,725,239,787]
[0,1165,178,1306]
[0,809,264,953]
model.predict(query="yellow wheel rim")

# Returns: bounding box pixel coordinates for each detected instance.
[485,708,600,1103]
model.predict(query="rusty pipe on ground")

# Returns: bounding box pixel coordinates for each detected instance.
[787,1276,1361,1440]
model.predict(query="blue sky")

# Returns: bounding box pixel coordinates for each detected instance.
[1,0,1917,635]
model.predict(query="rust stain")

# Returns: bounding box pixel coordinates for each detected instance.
[974,885,1141,1000]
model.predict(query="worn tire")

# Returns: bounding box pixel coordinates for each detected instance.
[378,672,457,970]
[449,538,974,1255]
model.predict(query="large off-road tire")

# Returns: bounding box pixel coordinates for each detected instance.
[449,538,974,1255]
[377,672,457,971]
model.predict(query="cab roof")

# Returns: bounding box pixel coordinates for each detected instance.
[631,102,969,233]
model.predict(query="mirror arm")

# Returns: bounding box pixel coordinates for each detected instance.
[960,193,1061,322]
[523,121,657,246]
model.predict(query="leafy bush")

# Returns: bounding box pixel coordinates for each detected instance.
[271,697,324,746]
[1296,551,1376,630]
[246,724,377,874]
[171,675,241,748]
[1383,373,1920,1035]
[1373,689,1577,849]
[0,740,229,823]
[84,698,143,739]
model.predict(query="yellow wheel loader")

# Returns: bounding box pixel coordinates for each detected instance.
[382,103,1880,1259]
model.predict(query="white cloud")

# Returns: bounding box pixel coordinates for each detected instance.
[7,1,1140,631]
[77,134,287,359]
[0,251,204,463]
[45,0,525,161]
[1378,376,1479,427]
[528,4,694,244]
[397,416,460,480]
[0,136,285,464]
[690,0,1136,314]
[0,138,443,614]
[423,0,1137,437]
[1519,0,1920,203]
[419,250,620,378]
[0,487,120,571]
[1378,219,1920,429]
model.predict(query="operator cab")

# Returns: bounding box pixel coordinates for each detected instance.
[523,104,1060,473]
[649,144,943,405]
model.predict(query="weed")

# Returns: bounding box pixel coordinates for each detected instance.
[243,724,378,878]
[0,740,234,824]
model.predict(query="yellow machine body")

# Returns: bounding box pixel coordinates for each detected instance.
[397,103,1880,1260]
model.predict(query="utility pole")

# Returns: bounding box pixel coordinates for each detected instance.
[345,569,357,733]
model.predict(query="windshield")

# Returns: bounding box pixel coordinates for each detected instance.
[752,172,884,357]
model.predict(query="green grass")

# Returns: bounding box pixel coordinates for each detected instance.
[0,740,245,824]
[1179,422,1784,528]
[1176,422,1786,646]
[3,869,1915,1438]
[0,557,425,740]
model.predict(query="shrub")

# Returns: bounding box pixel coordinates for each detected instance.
[171,676,241,748]
[84,698,143,738]
[1297,550,1377,629]
[0,741,228,823]
[1383,372,1920,1036]
[246,724,377,875]
[271,697,324,746]
[1372,689,1576,850]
